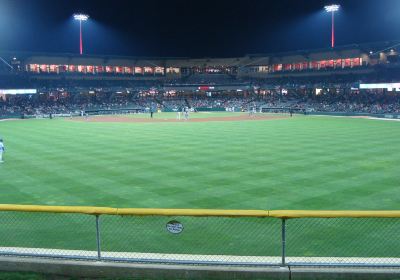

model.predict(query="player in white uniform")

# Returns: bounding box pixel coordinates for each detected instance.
[0,139,4,163]
[184,108,189,121]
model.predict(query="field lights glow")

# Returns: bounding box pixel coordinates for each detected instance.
[324,4,340,13]
[73,14,89,21]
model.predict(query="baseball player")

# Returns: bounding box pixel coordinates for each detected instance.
[184,108,189,121]
[0,139,4,163]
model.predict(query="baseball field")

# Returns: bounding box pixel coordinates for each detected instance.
[0,112,399,258]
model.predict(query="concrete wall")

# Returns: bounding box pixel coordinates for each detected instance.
[1,256,400,280]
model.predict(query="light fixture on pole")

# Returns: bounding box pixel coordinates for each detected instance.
[73,13,89,55]
[324,4,340,48]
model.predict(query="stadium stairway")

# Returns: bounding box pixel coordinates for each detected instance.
[154,97,163,106]
[185,98,191,108]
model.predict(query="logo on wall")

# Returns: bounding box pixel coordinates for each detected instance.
[166,220,184,234]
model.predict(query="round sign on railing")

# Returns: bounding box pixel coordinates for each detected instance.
[166,220,184,234]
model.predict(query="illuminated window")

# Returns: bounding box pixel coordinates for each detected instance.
[124,67,133,74]
[48,65,57,73]
[135,67,143,74]
[95,66,104,73]
[352,58,361,67]
[155,67,164,74]
[40,64,48,73]
[144,67,153,74]
[77,65,85,73]
[68,65,76,72]
[273,64,282,71]
[115,66,123,73]
[29,64,39,72]
[166,67,180,74]
[87,66,94,73]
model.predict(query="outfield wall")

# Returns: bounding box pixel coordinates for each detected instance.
[0,204,400,268]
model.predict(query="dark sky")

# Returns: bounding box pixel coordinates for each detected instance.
[0,0,399,58]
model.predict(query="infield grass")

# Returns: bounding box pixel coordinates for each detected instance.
[0,113,399,258]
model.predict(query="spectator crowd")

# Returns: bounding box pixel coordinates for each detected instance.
[1,78,400,117]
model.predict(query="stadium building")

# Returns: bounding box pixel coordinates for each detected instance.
[1,40,399,83]
[0,40,400,118]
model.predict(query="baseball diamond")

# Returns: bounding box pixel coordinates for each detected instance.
[2,1,400,277]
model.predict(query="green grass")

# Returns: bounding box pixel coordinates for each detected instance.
[0,114,400,259]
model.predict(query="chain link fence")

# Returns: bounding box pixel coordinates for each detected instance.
[285,217,400,266]
[0,206,399,267]
[100,215,280,265]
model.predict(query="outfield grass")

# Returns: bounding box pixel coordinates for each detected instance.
[0,113,400,258]
[1,114,399,210]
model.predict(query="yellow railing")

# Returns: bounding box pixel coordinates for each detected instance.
[0,204,399,218]
[0,204,399,267]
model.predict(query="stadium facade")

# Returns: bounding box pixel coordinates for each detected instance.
[0,40,398,86]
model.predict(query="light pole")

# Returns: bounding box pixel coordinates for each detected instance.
[324,4,340,48]
[73,13,89,55]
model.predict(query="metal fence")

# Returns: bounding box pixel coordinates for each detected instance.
[0,205,400,267]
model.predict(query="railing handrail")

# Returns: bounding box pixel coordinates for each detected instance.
[0,204,269,217]
[0,204,400,218]
[269,210,400,218]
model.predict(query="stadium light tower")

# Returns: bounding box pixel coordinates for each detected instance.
[324,4,340,48]
[73,13,89,55]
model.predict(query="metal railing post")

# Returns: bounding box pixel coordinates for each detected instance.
[95,215,101,260]
[281,218,286,267]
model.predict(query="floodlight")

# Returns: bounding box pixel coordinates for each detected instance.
[324,4,340,48]
[74,14,89,21]
[324,4,340,13]
[73,13,90,55]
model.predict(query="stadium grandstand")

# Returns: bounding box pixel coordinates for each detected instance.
[1,40,400,119]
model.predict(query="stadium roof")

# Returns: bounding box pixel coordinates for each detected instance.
[1,40,398,67]
[247,40,400,58]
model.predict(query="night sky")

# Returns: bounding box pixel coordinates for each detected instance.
[0,0,399,58]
